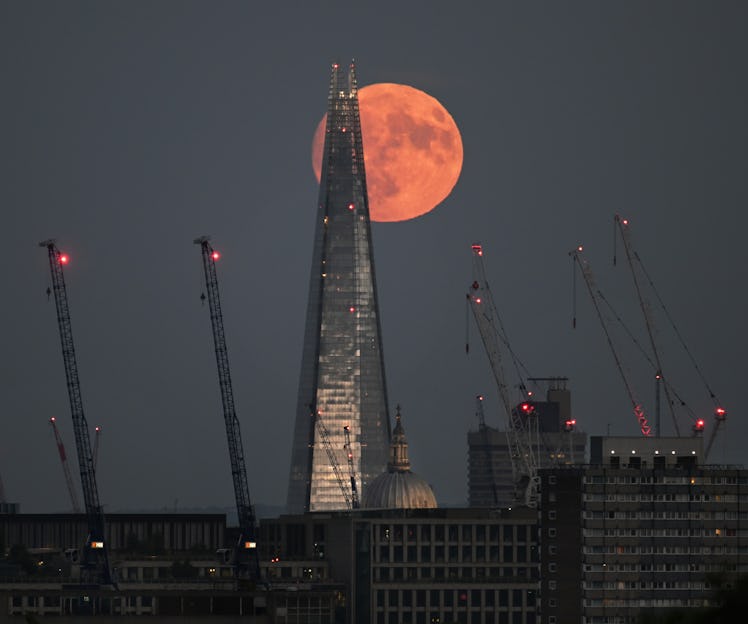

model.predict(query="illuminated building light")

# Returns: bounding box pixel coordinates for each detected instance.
[90,541,104,549]
[244,541,257,549]
[671,450,676,455]
[654,450,659,455]
[610,450,616,454]
[631,450,636,454]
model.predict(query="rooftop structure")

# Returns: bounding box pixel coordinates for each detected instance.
[363,407,437,510]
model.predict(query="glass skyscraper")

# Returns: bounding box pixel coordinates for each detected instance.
[287,63,391,513]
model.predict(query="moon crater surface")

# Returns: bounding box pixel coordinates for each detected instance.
[312,83,463,222]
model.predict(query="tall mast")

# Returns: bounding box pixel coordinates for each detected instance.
[195,236,259,580]
[39,239,113,586]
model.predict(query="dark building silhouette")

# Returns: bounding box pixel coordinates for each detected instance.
[468,378,587,507]
[287,63,390,513]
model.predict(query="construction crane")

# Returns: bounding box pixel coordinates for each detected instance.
[570,245,651,436]
[343,426,360,509]
[194,236,259,580]
[39,240,114,586]
[467,243,540,508]
[310,405,353,510]
[613,215,679,436]
[613,216,727,454]
[49,417,82,514]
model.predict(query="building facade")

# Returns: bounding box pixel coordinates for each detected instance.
[540,436,748,624]
[287,62,390,513]
[260,507,540,624]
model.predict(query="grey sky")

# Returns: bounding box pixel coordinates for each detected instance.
[1,1,746,513]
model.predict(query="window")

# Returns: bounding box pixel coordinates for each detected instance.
[549,617,557,624]
[548,563,557,573]
[548,475,557,485]
[548,528,557,538]
[548,545,557,555]
[548,511,557,520]
[548,580,557,590]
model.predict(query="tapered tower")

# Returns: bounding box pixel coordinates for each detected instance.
[287,62,391,513]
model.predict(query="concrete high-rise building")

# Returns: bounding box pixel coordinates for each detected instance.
[287,63,391,513]
[540,436,748,624]
[468,378,587,507]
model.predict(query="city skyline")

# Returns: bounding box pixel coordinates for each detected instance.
[1,1,746,514]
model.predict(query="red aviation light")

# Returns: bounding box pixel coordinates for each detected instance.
[50,417,56,423]
[475,297,482,304]
[471,244,483,256]
[59,254,69,265]
[348,203,355,211]
[211,251,220,261]
[715,407,727,420]
[694,418,705,433]
[520,402,534,414]
[349,306,355,313]
[564,418,577,432]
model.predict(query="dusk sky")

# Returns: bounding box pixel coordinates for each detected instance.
[1,1,746,515]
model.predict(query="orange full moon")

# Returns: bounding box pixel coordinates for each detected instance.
[312,83,463,222]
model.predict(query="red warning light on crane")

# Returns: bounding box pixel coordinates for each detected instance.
[715,407,726,420]
[59,254,69,265]
[211,251,220,261]
[520,402,535,414]
[348,203,355,211]
[694,418,705,432]
[471,244,483,256]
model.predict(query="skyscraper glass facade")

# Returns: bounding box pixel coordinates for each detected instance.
[287,63,390,513]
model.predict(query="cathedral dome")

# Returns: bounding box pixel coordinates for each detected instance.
[362,407,437,510]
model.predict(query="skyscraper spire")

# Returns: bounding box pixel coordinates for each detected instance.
[287,62,391,513]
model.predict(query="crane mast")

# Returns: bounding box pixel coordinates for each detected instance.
[467,244,539,508]
[613,215,679,435]
[343,425,360,509]
[310,406,353,510]
[194,236,259,580]
[49,417,82,514]
[570,246,651,436]
[39,240,113,586]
